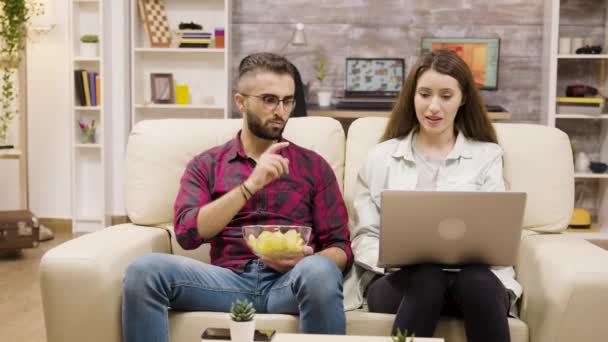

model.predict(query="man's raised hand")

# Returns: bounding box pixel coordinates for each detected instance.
[244,142,290,193]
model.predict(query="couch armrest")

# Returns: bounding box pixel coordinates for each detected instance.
[40,224,171,342]
[517,233,608,342]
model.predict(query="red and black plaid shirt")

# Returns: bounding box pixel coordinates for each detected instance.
[173,131,353,273]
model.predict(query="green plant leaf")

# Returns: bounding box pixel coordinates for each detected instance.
[80,34,99,43]
[0,0,43,144]
[229,299,256,322]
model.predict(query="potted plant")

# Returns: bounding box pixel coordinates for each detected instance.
[80,34,99,57]
[391,328,415,342]
[0,0,43,147]
[78,119,96,144]
[229,299,256,342]
[315,59,332,107]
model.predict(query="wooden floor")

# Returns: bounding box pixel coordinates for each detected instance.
[0,232,75,342]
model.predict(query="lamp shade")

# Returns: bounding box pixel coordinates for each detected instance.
[291,23,306,45]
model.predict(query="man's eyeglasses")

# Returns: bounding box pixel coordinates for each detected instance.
[241,93,296,113]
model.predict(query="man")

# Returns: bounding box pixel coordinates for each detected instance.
[122,52,353,342]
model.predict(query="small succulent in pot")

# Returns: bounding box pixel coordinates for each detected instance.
[230,299,255,322]
[229,300,256,342]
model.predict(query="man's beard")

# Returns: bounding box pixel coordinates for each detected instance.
[245,111,287,140]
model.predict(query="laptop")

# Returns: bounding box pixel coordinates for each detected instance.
[378,191,527,268]
[335,58,405,110]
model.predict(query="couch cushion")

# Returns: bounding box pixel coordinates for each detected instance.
[494,123,573,233]
[125,117,345,226]
[343,118,387,224]
[344,118,574,233]
[168,310,527,342]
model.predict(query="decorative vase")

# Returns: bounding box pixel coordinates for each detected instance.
[0,133,9,147]
[175,85,189,105]
[575,152,591,173]
[317,90,332,107]
[229,320,255,342]
[80,130,96,144]
[0,123,13,148]
[80,42,98,58]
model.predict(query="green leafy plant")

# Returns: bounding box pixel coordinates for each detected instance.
[229,299,255,322]
[316,59,327,86]
[391,328,415,342]
[0,0,43,145]
[80,34,99,43]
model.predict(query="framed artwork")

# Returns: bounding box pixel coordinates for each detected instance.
[138,0,172,48]
[150,73,174,104]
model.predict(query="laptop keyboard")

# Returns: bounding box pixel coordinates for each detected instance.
[485,104,507,112]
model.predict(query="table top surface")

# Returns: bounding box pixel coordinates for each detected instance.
[308,106,510,120]
[202,333,444,342]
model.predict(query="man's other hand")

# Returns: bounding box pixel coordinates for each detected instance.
[260,246,313,273]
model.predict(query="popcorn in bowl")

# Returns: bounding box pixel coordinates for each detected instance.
[242,225,311,257]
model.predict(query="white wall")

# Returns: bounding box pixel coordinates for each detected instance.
[20,0,130,220]
[26,0,72,218]
[109,0,131,216]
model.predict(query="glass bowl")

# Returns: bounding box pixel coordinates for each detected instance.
[242,225,312,257]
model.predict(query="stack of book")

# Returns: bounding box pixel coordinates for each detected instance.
[178,30,212,48]
[74,69,101,107]
[556,97,604,115]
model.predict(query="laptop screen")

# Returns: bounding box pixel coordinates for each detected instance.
[345,58,405,98]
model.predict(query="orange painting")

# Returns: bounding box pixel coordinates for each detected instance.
[431,43,487,87]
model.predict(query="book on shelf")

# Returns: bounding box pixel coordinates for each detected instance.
[82,70,91,106]
[89,72,97,106]
[178,30,212,48]
[95,74,101,106]
[74,69,101,107]
[180,38,211,44]
[556,97,604,104]
[556,96,604,115]
[74,69,86,106]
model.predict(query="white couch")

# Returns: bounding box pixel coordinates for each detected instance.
[41,117,608,342]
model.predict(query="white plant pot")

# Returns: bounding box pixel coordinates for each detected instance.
[317,90,332,107]
[229,320,255,342]
[80,42,98,58]
[575,152,591,173]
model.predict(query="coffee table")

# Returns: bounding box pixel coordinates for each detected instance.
[202,332,444,341]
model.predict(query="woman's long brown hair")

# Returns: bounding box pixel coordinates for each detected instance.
[381,50,497,144]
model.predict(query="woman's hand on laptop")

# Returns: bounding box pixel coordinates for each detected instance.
[260,246,314,273]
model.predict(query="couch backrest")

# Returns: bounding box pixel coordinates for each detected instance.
[125,117,345,226]
[344,117,574,233]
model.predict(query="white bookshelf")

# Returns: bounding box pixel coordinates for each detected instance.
[69,0,111,232]
[542,0,608,238]
[558,54,608,59]
[130,0,232,125]
[135,47,225,53]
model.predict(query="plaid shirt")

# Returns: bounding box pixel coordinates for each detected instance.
[173,131,353,273]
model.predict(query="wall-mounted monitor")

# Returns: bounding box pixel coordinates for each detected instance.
[420,37,500,90]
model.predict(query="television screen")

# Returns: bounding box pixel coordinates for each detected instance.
[345,58,405,97]
[420,37,500,90]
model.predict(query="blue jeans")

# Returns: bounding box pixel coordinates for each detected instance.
[122,253,345,342]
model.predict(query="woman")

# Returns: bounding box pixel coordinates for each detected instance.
[347,50,520,342]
